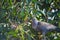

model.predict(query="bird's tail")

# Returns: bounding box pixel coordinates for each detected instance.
[55,28,60,32]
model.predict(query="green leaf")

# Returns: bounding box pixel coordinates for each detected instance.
[32,0,37,3]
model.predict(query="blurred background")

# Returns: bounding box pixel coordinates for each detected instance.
[0,0,60,40]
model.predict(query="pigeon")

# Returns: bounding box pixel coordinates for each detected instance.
[31,17,60,40]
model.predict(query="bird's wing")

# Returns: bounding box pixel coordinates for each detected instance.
[38,21,56,30]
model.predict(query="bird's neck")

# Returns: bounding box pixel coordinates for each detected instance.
[32,19,38,26]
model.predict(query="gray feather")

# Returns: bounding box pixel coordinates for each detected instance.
[31,17,60,34]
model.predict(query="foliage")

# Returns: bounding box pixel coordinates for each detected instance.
[0,0,60,40]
